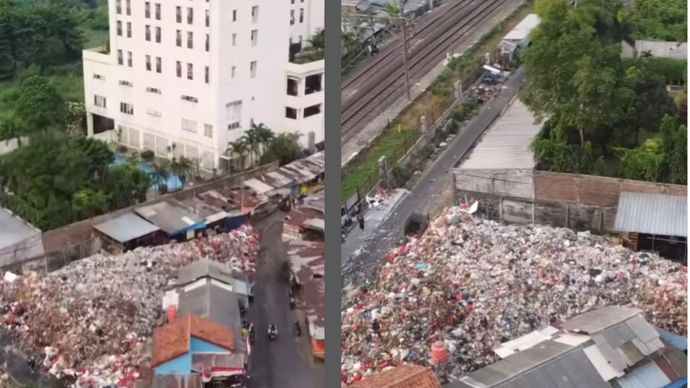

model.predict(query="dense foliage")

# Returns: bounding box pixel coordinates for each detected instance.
[0,132,149,229]
[630,0,687,42]
[523,0,686,184]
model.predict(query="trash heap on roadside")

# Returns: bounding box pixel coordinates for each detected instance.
[341,207,687,384]
[0,224,260,387]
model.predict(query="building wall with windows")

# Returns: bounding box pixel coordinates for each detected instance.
[84,0,321,171]
[289,0,324,46]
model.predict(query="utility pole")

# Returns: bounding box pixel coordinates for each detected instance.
[401,18,411,101]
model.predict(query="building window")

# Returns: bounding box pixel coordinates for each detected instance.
[145,25,151,41]
[176,61,182,77]
[187,31,193,49]
[204,124,213,138]
[127,51,132,67]
[120,102,134,115]
[285,107,297,119]
[232,33,236,46]
[231,66,236,78]
[250,61,257,78]
[182,119,197,133]
[155,26,161,43]
[251,6,258,22]
[93,73,105,80]
[146,87,161,94]
[181,95,198,103]
[187,7,193,24]
[299,8,304,23]
[145,2,150,18]
[156,57,162,73]
[205,66,209,83]
[125,0,130,15]
[155,3,161,20]
[287,78,298,96]
[176,6,182,23]
[290,10,294,25]
[94,95,106,108]
[146,55,151,71]
[126,22,131,38]
[176,30,182,46]
[205,10,210,27]
[205,34,209,51]
[305,74,322,94]
[116,0,121,14]
[304,104,321,117]
[251,30,258,47]
[232,10,237,21]
[117,21,122,36]
[119,80,133,87]
[117,50,123,65]
[225,100,242,128]
[187,63,193,80]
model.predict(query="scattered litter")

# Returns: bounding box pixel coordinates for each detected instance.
[341,207,687,383]
[0,225,260,387]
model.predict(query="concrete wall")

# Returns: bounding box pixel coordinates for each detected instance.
[454,169,687,234]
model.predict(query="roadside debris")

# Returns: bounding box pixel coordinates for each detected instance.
[341,207,687,383]
[0,225,260,387]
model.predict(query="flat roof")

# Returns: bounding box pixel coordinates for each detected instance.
[134,201,205,235]
[0,207,42,250]
[503,14,540,42]
[93,213,160,243]
[561,306,642,334]
[459,99,541,170]
[615,192,687,237]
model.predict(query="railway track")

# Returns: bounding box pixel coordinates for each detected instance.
[341,0,512,143]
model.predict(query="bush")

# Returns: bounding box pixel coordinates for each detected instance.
[392,164,413,186]
[141,149,155,162]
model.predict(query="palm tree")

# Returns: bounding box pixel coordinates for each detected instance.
[170,156,194,186]
[151,163,170,196]
[252,123,275,154]
[226,138,249,170]
[383,0,406,34]
[242,127,262,167]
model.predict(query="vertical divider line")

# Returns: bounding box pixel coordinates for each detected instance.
[324,0,343,385]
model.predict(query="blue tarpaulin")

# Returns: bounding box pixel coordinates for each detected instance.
[657,328,688,352]
[664,377,687,388]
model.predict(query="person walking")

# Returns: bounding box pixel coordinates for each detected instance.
[357,213,365,230]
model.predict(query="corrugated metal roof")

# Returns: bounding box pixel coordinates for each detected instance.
[94,213,160,243]
[614,361,671,388]
[459,99,541,170]
[561,306,641,334]
[502,14,540,41]
[457,341,610,388]
[192,353,245,370]
[177,259,235,286]
[135,201,205,235]
[614,192,687,237]
[176,282,246,353]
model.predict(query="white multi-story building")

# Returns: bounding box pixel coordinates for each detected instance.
[84,0,323,172]
[289,0,324,46]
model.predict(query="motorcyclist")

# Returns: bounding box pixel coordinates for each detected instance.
[294,321,301,337]
[268,323,278,339]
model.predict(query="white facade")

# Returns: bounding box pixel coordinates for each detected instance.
[289,0,324,46]
[84,0,324,171]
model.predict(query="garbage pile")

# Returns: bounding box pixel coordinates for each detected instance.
[0,224,260,387]
[341,207,687,383]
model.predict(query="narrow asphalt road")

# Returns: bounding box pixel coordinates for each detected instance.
[247,212,324,388]
[342,68,526,287]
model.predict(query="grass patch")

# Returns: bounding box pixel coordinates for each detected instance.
[342,127,417,199]
[341,2,534,202]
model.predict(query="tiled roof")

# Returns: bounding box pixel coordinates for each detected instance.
[350,365,441,388]
[151,316,236,367]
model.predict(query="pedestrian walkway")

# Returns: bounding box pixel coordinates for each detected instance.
[342,68,526,284]
[341,189,408,268]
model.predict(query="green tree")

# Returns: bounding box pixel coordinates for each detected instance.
[308,29,325,51]
[660,115,687,184]
[226,138,249,170]
[260,132,303,166]
[72,188,110,218]
[615,138,666,181]
[170,156,194,186]
[4,75,67,135]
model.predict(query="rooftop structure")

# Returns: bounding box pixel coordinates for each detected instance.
[614,192,687,238]
[134,201,205,237]
[0,207,44,266]
[349,365,441,388]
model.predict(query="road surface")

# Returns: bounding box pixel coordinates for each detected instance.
[247,212,324,388]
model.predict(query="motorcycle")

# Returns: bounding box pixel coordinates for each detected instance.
[267,324,278,341]
[294,321,301,337]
